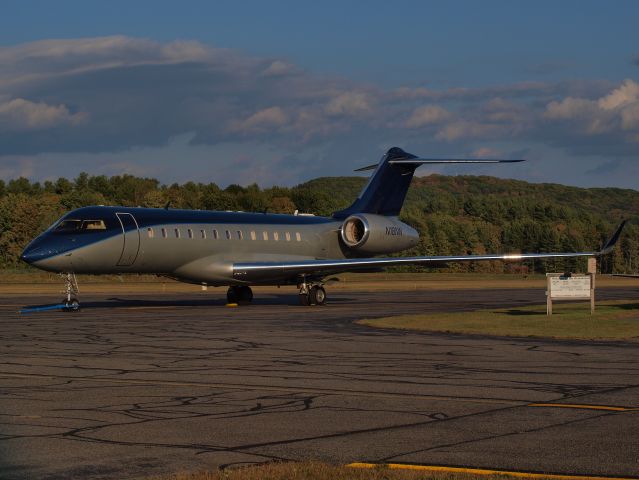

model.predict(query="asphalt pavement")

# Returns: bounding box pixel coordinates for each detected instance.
[1,286,638,479]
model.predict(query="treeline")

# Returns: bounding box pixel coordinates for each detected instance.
[0,173,636,273]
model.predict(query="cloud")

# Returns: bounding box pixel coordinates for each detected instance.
[598,79,639,110]
[324,91,373,117]
[435,121,504,142]
[260,60,296,77]
[231,106,288,132]
[0,36,353,154]
[543,79,639,140]
[0,35,638,189]
[0,98,86,131]
[471,147,502,158]
[405,105,451,128]
[393,81,553,102]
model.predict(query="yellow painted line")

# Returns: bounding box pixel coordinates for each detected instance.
[528,403,637,412]
[348,463,639,480]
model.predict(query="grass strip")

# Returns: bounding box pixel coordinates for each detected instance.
[359,300,639,341]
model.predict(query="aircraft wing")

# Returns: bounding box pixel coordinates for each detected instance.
[233,221,626,282]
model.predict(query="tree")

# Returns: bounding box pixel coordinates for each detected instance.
[270,196,296,214]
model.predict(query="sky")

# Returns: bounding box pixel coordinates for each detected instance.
[1,0,638,189]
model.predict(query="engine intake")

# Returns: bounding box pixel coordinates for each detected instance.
[340,214,419,255]
[341,215,369,248]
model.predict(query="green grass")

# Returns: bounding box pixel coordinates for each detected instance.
[359,300,639,341]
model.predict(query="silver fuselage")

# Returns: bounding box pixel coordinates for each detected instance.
[21,206,418,286]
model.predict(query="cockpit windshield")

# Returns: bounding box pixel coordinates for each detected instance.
[54,219,107,232]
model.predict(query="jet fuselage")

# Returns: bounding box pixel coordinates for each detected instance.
[21,205,418,286]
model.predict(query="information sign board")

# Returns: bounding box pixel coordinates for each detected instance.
[549,276,591,299]
[546,271,595,316]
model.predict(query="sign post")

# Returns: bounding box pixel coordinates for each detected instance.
[546,263,596,316]
[588,258,596,315]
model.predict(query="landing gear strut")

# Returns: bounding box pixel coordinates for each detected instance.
[227,285,253,305]
[61,273,80,311]
[298,278,326,306]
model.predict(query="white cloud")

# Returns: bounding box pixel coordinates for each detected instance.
[598,79,639,110]
[435,121,502,141]
[405,105,452,128]
[543,79,639,139]
[325,91,372,117]
[232,106,288,132]
[0,98,86,131]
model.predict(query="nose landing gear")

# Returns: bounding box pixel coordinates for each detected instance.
[61,273,80,311]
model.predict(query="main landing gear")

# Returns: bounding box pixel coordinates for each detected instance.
[298,278,326,306]
[61,273,80,311]
[227,285,253,305]
[226,283,327,306]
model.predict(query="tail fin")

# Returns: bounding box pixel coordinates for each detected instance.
[332,147,523,219]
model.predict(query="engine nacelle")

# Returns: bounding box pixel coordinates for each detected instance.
[340,214,419,255]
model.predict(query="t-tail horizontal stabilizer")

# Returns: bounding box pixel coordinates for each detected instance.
[334,146,524,219]
[354,157,524,172]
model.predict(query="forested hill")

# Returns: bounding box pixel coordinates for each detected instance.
[0,173,636,273]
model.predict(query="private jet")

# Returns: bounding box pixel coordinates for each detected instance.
[20,147,625,310]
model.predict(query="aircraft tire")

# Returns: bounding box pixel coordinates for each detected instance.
[237,286,253,305]
[309,286,326,306]
[226,287,239,304]
[299,293,310,306]
[62,297,80,311]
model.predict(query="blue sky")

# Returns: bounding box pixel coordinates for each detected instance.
[1,1,638,188]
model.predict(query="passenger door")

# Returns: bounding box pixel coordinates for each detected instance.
[115,213,140,266]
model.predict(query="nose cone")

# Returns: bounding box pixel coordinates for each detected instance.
[20,246,38,264]
[20,236,60,269]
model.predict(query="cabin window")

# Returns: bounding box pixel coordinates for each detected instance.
[296,232,301,242]
[262,231,268,241]
[250,231,256,241]
[175,228,180,238]
[188,228,194,239]
[273,232,279,241]
[162,228,167,238]
[55,219,107,232]
[200,229,206,239]
[82,220,107,230]
[225,230,231,240]
[55,219,82,232]
[212,229,218,240]
[285,232,291,242]
[147,227,154,238]
[237,230,243,240]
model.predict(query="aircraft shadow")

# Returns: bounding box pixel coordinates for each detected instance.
[21,294,354,311]
[501,309,542,316]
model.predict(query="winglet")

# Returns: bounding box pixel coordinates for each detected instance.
[599,220,626,255]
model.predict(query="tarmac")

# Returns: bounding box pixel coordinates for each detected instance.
[1,286,638,479]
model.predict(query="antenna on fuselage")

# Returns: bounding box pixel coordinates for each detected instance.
[164,201,171,210]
